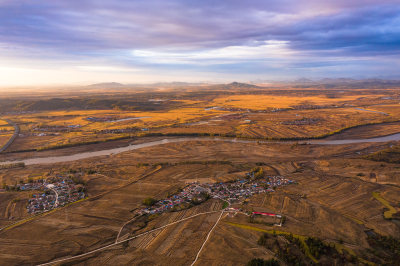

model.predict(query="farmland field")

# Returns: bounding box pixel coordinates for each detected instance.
[2,85,400,151]
[0,83,399,265]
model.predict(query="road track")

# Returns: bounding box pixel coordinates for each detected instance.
[0,119,19,153]
[36,210,220,266]
[189,210,225,266]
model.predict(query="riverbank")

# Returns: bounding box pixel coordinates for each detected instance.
[1,131,400,166]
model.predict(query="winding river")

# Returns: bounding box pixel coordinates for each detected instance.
[1,133,400,166]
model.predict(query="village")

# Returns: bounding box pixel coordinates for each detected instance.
[9,177,86,214]
[281,117,321,125]
[34,124,82,132]
[87,116,150,123]
[136,172,294,216]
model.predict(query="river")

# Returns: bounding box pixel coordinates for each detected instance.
[1,133,400,166]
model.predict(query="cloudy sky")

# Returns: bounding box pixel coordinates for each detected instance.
[0,0,399,86]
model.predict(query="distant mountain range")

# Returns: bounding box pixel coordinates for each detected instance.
[228,82,259,88]
[289,78,400,86]
[84,79,400,90]
[86,82,125,88]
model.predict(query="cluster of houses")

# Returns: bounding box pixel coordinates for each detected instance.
[32,132,60,137]
[87,116,149,124]
[136,175,294,216]
[87,116,117,122]
[96,128,139,134]
[266,176,295,187]
[33,125,81,132]
[291,104,329,110]
[17,177,86,214]
[271,107,291,112]
[2,111,36,115]
[281,118,320,126]
[205,106,248,112]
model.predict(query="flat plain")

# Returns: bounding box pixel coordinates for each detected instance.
[0,82,399,265]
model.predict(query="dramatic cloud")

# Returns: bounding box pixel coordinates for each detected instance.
[0,0,399,85]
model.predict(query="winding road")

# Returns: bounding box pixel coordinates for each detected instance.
[46,185,59,208]
[0,119,19,153]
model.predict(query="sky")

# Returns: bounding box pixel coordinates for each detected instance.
[0,0,399,86]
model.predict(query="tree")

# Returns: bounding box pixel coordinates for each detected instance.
[142,197,156,206]
[247,258,280,266]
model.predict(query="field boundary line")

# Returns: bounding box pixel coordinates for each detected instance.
[37,210,220,266]
[0,166,162,233]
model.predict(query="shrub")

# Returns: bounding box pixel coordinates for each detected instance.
[86,169,97,175]
[257,233,269,246]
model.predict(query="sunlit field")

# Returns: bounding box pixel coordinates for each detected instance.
[210,94,388,110]
[2,87,400,151]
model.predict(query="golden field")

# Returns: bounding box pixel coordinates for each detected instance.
[210,94,388,110]
[2,87,400,151]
